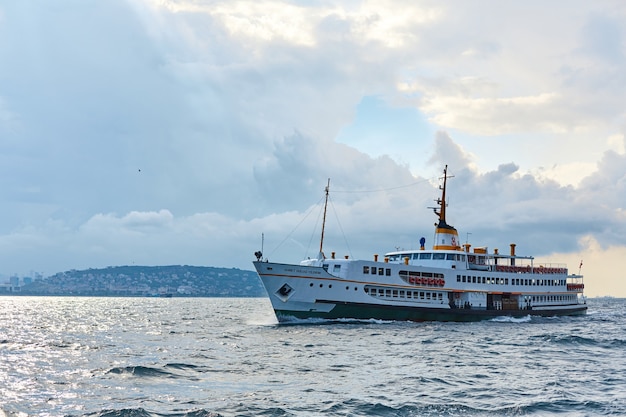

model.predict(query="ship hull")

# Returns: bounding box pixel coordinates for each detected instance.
[272,301,587,322]
[254,261,587,323]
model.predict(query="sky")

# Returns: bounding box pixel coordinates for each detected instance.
[0,0,625,297]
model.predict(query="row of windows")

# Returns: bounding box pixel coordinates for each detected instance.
[458,275,508,285]
[309,282,359,291]
[390,253,467,261]
[362,266,392,276]
[365,286,444,301]
[399,270,445,279]
[457,275,566,286]
[531,295,576,303]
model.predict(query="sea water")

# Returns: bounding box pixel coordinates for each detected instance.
[0,296,624,416]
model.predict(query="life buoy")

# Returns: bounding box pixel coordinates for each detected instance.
[408,276,416,284]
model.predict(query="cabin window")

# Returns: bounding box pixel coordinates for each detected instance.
[482,277,486,284]
[420,292,425,299]
[505,279,509,285]
[392,290,398,298]
[363,266,370,274]
[386,269,391,276]
[378,289,384,296]
[412,253,420,260]
[433,253,445,260]
[426,292,431,300]
[386,290,391,297]
[419,253,432,260]
[378,268,384,275]
[446,254,456,260]
[457,275,461,282]
[371,268,377,275]
[423,272,433,278]
[333,265,341,273]
[472,276,477,283]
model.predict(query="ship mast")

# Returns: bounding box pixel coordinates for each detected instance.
[438,165,449,224]
[319,178,330,258]
[432,165,460,250]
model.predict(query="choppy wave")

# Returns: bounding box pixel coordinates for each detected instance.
[63,397,614,417]
[489,314,532,323]
[77,408,221,417]
[106,365,177,378]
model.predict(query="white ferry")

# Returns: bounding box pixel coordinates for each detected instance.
[253,166,587,322]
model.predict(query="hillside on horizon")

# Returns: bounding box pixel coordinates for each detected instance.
[5,265,265,297]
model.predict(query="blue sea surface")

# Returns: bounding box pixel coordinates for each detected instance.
[0,296,624,416]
